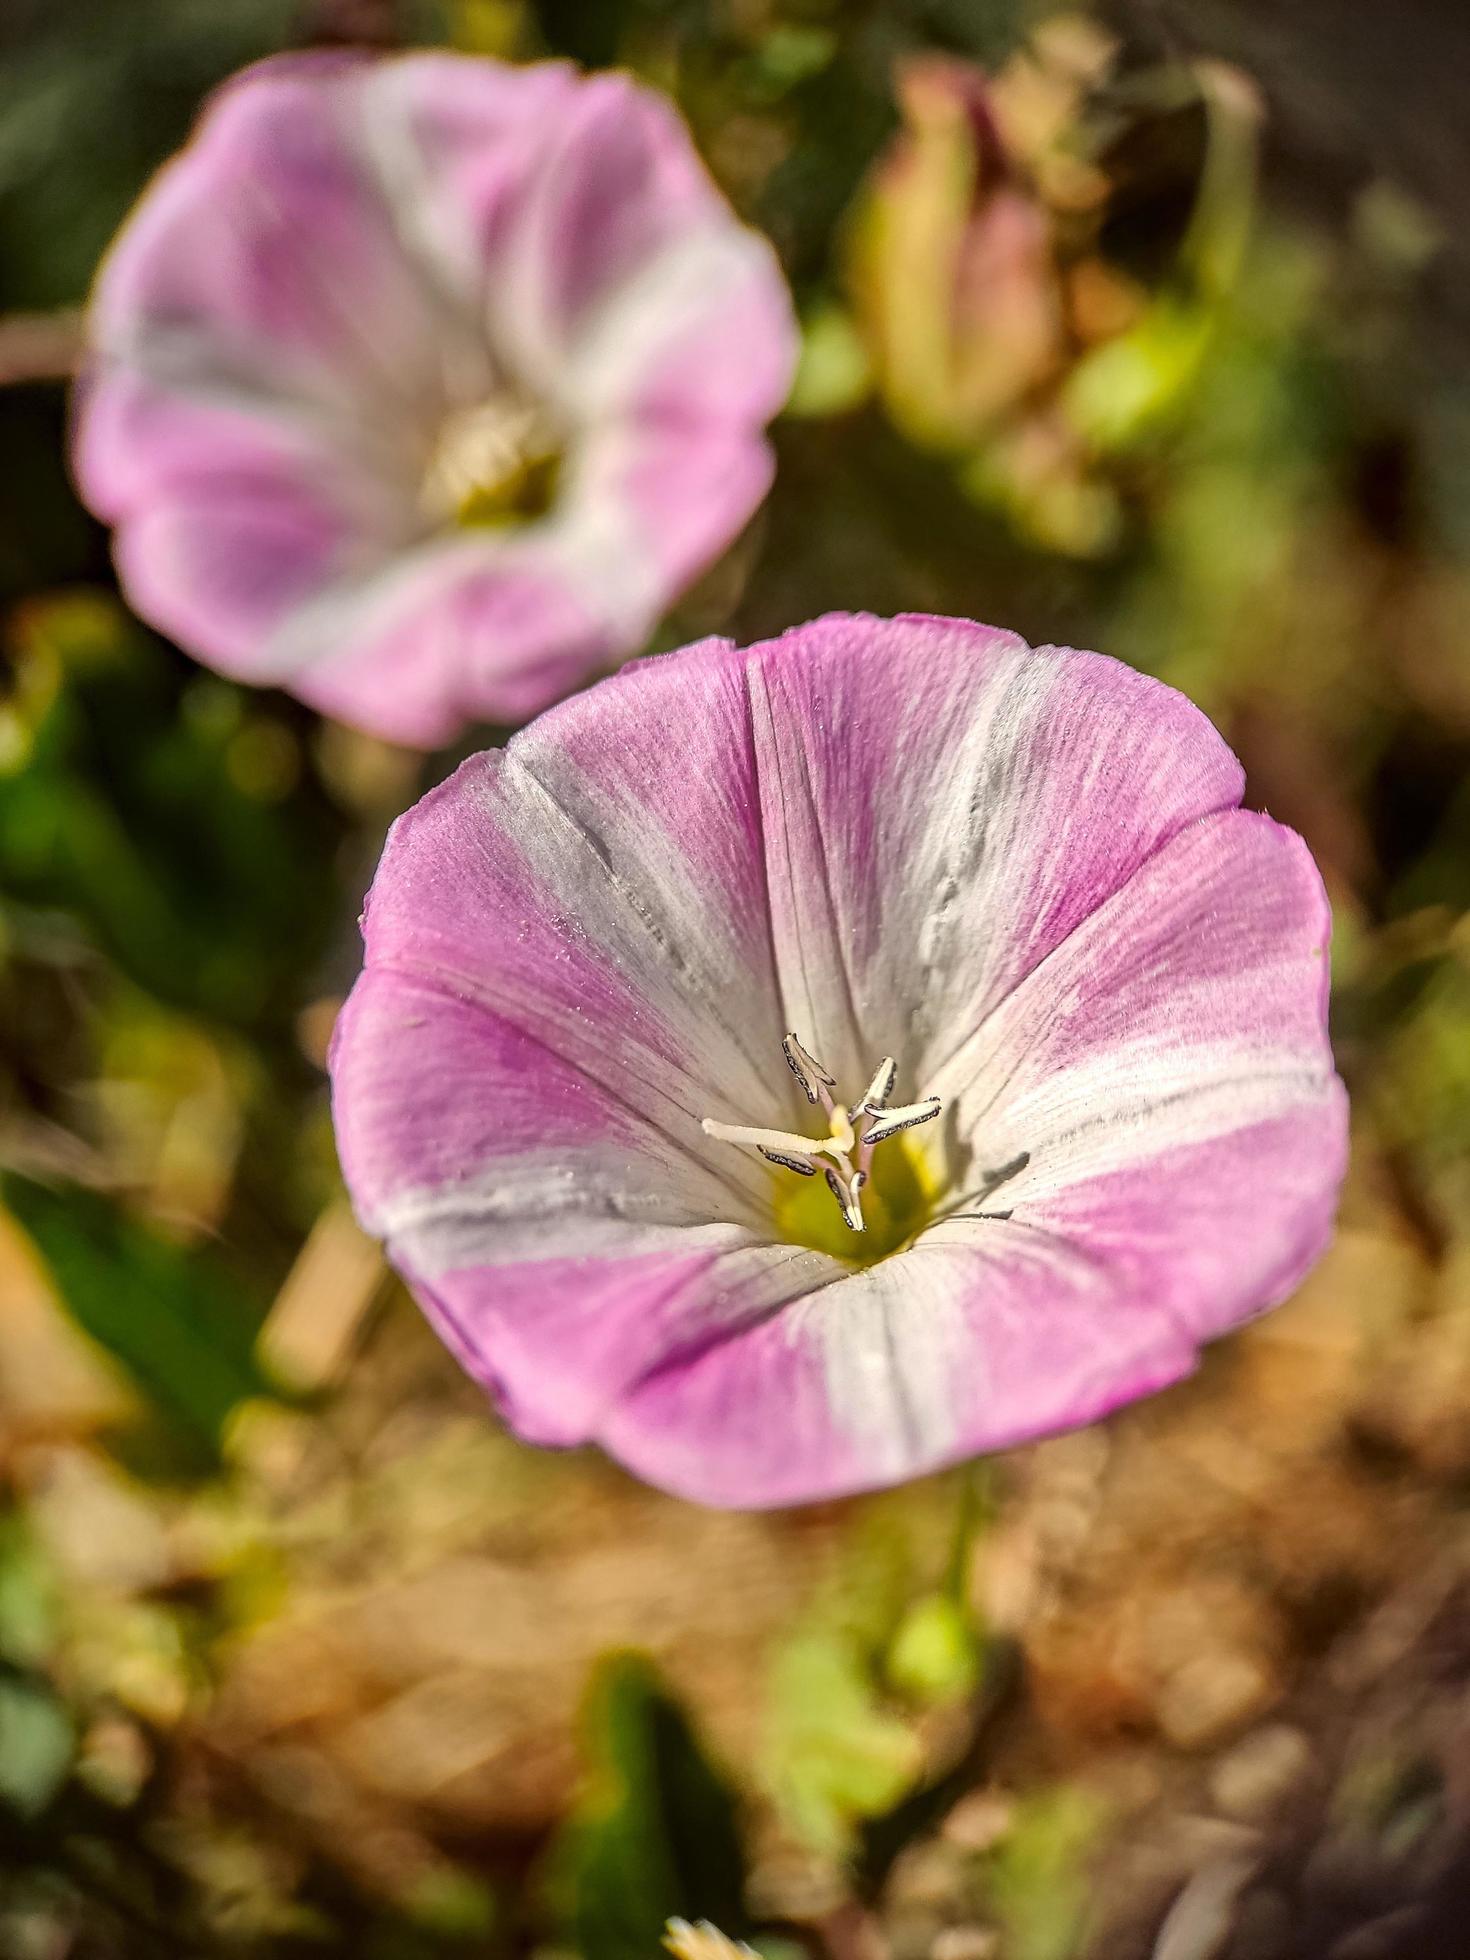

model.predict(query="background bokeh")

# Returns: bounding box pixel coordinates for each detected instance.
[4,1,1470,1955]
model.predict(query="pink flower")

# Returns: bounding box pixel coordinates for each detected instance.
[329,614,1348,1507]
[73,53,797,746]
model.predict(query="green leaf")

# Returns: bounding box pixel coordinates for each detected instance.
[787,306,873,420]
[763,1628,920,1855]
[0,1673,73,1819]
[0,1519,57,1669]
[986,1788,1104,1960]
[2,1173,274,1467]
[560,1654,748,1960]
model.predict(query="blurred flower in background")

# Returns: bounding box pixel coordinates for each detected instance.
[72,50,797,745]
[329,613,1345,1507]
[842,19,1261,555]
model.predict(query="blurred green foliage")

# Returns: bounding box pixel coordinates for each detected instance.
[0,0,297,313]
[2,1172,276,1470]
[557,1655,749,1960]
[765,1627,922,1857]
[984,1790,1103,1960]
[0,1672,75,1821]
[0,594,340,1029]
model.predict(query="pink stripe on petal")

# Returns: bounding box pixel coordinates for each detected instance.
[329,967,652,1230]
[351,54,582,303]
[572,421,775,623]
[405,1252,718,1447]
[1019,1095,1350,1345]
[72,367,367,522]
[341,740,784,1199]
[491,648,799,1122]
[943,811,1339,1165]
[92,57,477,414]
[621,253,799,427]
[112,478,373,676]
[498,75,721,382]
[403,1237,837,1448]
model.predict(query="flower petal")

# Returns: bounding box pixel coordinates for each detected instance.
[111,472,384,676]
[85,55,527,418]
[332,959,767,1259]
[931,807,1346,1334]
[282,541,618,745]
[492,73,794,426]
[556,418,776,641]
[600,1224,1194,1506]
[402,1240,843,1448]
[731,613,1246,1089]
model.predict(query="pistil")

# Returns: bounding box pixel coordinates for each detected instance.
[702,1033,941,1233]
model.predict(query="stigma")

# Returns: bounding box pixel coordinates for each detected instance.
[702,1033,941,1233]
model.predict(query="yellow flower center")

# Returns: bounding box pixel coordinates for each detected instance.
[421,396,563,529]
[774,1129,941,1265]
[701,1033,945,1268]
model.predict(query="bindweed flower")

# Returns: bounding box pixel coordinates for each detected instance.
[73,53,797,746]
[329,613,1347,1508]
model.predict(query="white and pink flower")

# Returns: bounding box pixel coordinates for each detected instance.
[73,52,796,745]
[329,613,1347,1507]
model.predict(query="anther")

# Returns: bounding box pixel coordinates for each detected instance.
[860,1097,942,1148]
[783,1032,835,1105]
[857,1056,897,1113]
[824,1167,865,1232]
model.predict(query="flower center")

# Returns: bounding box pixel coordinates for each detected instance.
[702,1034,944,1263]
[421,395,563,529]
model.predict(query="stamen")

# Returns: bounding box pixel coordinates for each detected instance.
[824,1166,865,1232]
[860,1097,942,1148]
[857,1056,898,1113]
[784,1034,838,1113]
[701,1117,838,1160]
[421,394,563,529]
[701,1037,943,1238]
